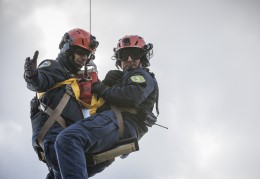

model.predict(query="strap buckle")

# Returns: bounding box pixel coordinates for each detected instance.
[38,102,47,112]
[65,85,73,96]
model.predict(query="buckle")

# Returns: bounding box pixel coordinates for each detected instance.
[38,102,46,112]
[65,85,73,96]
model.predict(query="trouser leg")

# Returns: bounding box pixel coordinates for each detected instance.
[87,159,115,177]
[44,142,62,179]
[46,172,54,179]
[55,111,120,179]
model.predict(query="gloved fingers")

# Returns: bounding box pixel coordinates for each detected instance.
[105,70,123,79]
[102,70,123,86]
[91,81,106,95]
[24,57,31,71]
[25,50,39,64]
[102,80,113,86]
[107,70,123,75]
[25,57,30,63]
[32,50,39,62]
[108,73,123,81]
[106,73,117,79]
[113,73,124,78]
[24,51,39,77]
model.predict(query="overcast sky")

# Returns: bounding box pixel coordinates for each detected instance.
[1,0,260,178]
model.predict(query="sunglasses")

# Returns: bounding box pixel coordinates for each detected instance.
[74,48,91,57]
[117,48,144,61]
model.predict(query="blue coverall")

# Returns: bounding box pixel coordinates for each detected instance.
[26,54,108,179]
[55,67,159,179]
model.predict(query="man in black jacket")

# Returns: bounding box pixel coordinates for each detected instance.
[55,35,159,179]
[24,28,101,179]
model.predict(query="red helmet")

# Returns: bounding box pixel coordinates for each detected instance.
[59,28,99,54]
[115,35,146,53]
[113,35,153,68]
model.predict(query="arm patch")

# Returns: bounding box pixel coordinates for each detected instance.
[38,60,52,68]
[130,75,145,83]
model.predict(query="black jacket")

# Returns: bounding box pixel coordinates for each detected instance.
[98,67,159,139]
[25,55,83,144]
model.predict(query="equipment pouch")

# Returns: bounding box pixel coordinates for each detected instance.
[143,111,157,127]
[138,109,157,127]
[30,96,40,119]
[35,146,46,163]
[77,71,98,105]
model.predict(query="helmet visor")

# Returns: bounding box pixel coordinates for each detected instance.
[117,48,143,61]
[74,47,91,58]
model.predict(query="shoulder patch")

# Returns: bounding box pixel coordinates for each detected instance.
[130,75,146,83]
[38,61,51,68]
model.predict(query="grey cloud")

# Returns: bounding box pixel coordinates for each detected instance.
[1,0,260,179]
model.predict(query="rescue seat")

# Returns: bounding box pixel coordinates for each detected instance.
[86,137,139,166]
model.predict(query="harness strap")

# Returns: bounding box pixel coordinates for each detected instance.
[110,106,137,139]
[36,90,70,148]
[45,107,66,128]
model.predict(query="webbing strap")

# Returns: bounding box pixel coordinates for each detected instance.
[110,106,137,139]
[37,78,78,99]
[36,91,70,148]
[110,106,124,139]
[38,78,105,110]
[45,107,66,128]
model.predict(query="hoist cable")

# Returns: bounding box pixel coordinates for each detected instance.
[89,0,91,34]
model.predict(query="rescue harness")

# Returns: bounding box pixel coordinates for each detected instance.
[35,70,140,164]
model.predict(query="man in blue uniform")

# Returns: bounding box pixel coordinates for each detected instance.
[24,28,102,179]
[55,35,159,179]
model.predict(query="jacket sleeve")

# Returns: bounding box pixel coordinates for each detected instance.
[25,60,68,92]
[101,70,156,107]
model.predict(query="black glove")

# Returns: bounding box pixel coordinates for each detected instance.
[30,96,39,119]
[91,81,107,96]
[102,70,124,86]
[24,51,39,78]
